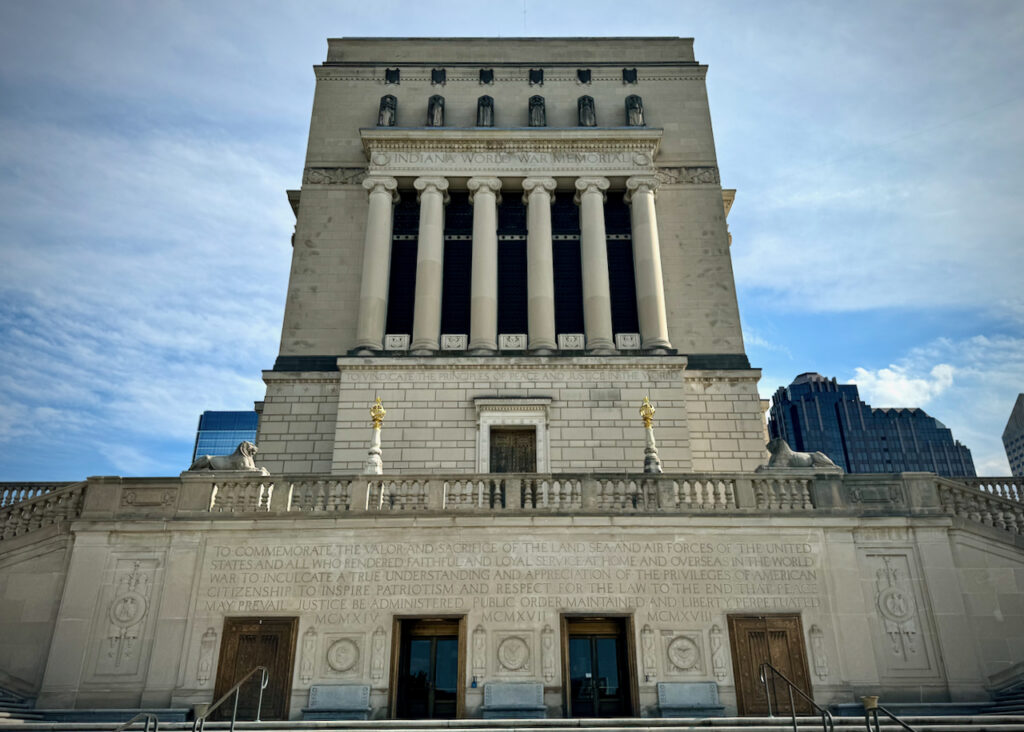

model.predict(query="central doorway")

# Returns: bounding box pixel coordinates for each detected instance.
[489,427,537,472]
[562,616,635,717]
[727,614,813,715]
[392,617,465,719]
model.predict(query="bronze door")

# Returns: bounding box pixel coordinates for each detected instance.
[490,428,536,472]
[728,614,813,716]
[395,619,461,719]
[564,618,634,718]
[213,617,298,721]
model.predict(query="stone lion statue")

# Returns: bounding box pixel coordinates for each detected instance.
[765,438,841,470]
[188,441,261,472]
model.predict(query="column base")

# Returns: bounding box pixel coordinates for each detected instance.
[409,348,437,356]
[586,338,616,355]
[530,347,556,355]
[468,347,497,355]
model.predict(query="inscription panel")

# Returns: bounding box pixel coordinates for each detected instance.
[195,531,826,634]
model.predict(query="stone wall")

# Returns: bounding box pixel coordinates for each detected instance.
[256,373,341,474]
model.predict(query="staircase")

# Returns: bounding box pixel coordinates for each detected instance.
[3,717,1024,731]
[0,688,41,723]
[990,682,1024,716]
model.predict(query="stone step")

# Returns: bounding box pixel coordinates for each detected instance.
[5,718,1024,732]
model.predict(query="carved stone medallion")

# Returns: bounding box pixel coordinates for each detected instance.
[327,638,360,672]
[667,636,701,671]
[497,636,530,671]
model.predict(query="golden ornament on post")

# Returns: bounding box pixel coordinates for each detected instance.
[370,396,386,429]
[639,395,656,428]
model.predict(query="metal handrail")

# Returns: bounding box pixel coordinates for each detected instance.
[864,701,917,732]
[759,662,835,732]
[193,665,269,732]
[112,713,159,732]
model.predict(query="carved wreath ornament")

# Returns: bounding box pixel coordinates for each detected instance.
[666,636,701,672]
[497,636,530,671]
[327,639,360,672]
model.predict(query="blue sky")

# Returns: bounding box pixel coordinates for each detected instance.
[1,1,1021,479]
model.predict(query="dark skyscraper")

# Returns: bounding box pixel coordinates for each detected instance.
[769,372,975,476]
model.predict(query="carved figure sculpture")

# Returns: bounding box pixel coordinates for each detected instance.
[477,95,494,127]
[765,438,840,469]
[528,95,546,127]
[188,441,261,471]
[626,94,645,126]
[427,95,445,127]
[377,95,396,127]
[578,95,597,126]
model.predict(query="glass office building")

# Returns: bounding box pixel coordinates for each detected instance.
[192,410,259,461]
[768,372,975,476]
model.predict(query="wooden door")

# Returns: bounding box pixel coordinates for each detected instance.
[214,617,298,721]
[728,614,813,716]
[394,618,464,719]
[563,617,635,718]
[490,428,536,473]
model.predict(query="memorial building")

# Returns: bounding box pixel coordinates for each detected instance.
[0,38,1022,724]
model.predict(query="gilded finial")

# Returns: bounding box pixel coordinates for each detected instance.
[640,395,655,428]
[370,396,386,429]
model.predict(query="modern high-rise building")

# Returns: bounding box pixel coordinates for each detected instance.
[768,372,975,476]
[1003,393,1024,477]
[192,410,259,462]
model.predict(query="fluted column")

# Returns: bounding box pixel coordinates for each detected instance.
[522,177,558,353]
[625,176,672,351]
[467,177,502,353]
[354,176,399,353]
[410,176,449,355]
[574,176,615,353]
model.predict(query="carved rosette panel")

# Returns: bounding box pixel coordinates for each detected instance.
[299,626,318,684]
[493,630,534,677]
[323,634,363,678]
[809,625,828,680]
[472,625,487,680]
[660,630,705,676]
[709,625,727,681]
[197,627,217,685]
[96,559,157,675]
[541,624,556,683]
[371,626,386,683]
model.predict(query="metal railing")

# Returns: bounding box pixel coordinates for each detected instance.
[862,696,916,732]
[192,665,268,732]
[759,662,835,732]
[111,713,159,732]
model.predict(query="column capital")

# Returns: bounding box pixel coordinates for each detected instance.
[522,176,557,205]
[414,176,450,203]
[574,176,610,204]
[467,176,502,204]
[362,175,399,202]
[624,175,661,203]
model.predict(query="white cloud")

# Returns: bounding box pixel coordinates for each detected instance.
[850,364,955,408]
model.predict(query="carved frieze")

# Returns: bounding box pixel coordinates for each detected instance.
[371,626,386,683]
[323,635,363,678]
[472,624,487,681]
[300,626,318,684]
[709,624,728,681]
[197,627,217,685]
[303,167,368,185]
[654,166,721,185]
[97,559,157,675]
[809,625,828,680]
[493,630,534,677]
[661,630,705,676]
[541,624,556,683]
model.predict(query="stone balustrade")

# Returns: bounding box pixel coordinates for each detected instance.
[0,482,85,541]
[0,482,74,508]
[1,472,1022,549]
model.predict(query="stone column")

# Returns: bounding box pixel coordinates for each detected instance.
[574,176,615,353]
[467,177,502,353]
[626,176,672,351]
[522,177,558,353]
[353,176,399,353]
[410,176,449,355]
